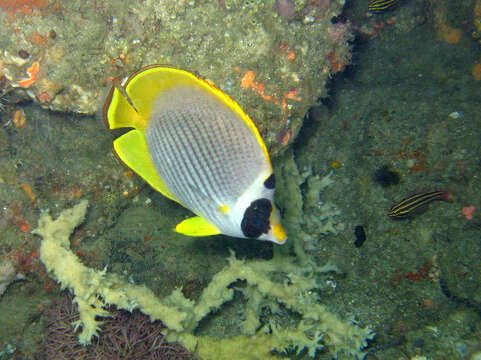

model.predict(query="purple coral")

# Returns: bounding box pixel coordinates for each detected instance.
[43,292,196,360]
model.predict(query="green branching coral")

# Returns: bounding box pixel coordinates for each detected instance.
[275,149,341,262]
[36,198,372,359]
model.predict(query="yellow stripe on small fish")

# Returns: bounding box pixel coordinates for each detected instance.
[388,190,452,219]
[368,0,400,13]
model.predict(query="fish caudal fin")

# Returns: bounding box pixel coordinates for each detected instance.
[175,216,222,237]
[104,66,199,132]
[103,83,143,130]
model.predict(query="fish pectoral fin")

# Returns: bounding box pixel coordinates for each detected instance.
[175,216,222,237]
[113,129,180,204]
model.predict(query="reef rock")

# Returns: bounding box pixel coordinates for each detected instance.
[0,0,352,154]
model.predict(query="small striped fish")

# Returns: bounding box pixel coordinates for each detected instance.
[368,0,400,13]
[388,191,452,219]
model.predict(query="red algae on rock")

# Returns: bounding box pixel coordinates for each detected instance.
[0,0,48,15]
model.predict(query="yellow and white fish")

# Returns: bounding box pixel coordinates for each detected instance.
[103,65,287,244]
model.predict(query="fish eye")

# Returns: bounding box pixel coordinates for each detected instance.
[241,198,272,238]
[263,174,275,189]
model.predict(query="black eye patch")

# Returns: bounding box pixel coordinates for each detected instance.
[263,174,275,189]
[241,198,272,238]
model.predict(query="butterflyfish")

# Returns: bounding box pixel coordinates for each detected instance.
[103,65,287,244]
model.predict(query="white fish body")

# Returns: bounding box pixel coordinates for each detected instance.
[103,65,287,244]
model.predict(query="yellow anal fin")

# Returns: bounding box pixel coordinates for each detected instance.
[175,216,221,237]
[113,129,180,204]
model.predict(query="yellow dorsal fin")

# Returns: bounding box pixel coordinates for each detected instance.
[113,129,180,204]
[122,65,212,128]
[175,216,222,237]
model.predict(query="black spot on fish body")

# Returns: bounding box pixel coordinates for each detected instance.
[241,198,272,238]
[354,225,366,248]
[264,174,275,189]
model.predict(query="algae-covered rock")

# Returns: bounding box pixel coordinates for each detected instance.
[0,259,21,298]
[0,0,352,154]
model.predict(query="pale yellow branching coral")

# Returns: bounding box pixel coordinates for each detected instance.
[274,149,341,262]
[35,200,373,359]
[34,200,186,343]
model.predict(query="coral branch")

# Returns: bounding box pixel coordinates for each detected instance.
[35,201,373,359]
